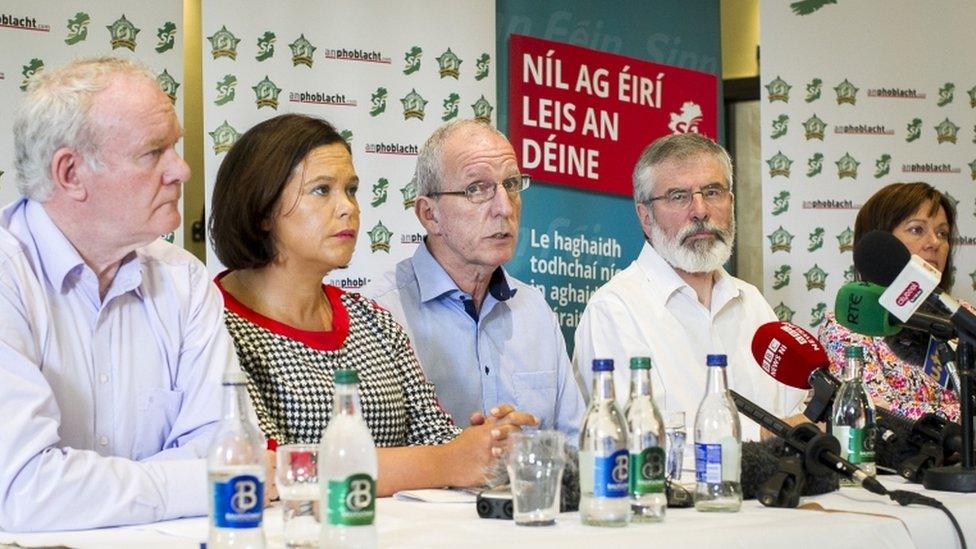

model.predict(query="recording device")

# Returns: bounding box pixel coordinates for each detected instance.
[476,485,513,520]
[853,230,976,338]
[750,321,963,481]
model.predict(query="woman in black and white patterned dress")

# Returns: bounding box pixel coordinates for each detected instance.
[209,114,533,495]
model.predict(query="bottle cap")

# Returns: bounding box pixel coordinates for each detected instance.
[592,358,614,372]
[706,354,727,367]
[844,345,864,359]
[335,368,359,384]
[629,356,651,370]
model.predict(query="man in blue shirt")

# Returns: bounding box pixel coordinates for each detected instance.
[366,120,584,444]
[0,57,243,532]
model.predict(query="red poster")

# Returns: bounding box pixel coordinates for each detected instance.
[508,34,718,197]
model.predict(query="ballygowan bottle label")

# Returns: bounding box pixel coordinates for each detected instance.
[327,473,376,525]
[695,443,723,484]
[629,446,666,494]
[212,474,264,528]
[833,426,876,464]
[591,449,629,498]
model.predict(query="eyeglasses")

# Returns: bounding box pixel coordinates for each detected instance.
[647,184,731,210]
[428,174,530,204]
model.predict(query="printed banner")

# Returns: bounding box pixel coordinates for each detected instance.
[202,0,495,285]
[760,0,976,330]
[0,1,184,243]
[508,34,718,197]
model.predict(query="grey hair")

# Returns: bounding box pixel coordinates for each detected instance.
[414,119,508,197]
[13,56,158,201]
[631,133,733,205]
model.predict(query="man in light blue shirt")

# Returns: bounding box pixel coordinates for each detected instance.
[0,57,238,531]
[366,120,584,444]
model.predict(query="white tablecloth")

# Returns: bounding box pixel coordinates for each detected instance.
[1,477,973,548]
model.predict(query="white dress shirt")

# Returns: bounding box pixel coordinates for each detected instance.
[0,199,236,531]
[573,242,805,441]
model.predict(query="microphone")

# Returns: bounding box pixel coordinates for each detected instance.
[729,390,887,496]
[740,439,838,503]
[854,230,976,338]
[835,281,956,340]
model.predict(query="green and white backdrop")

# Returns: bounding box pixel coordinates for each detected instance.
[760,0,976,330]
[0,1,184,243]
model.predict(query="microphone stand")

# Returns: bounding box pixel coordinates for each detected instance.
[923,338,976,491]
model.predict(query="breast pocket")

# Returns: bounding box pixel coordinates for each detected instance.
[513,370,557,428]
[133,388,184,459]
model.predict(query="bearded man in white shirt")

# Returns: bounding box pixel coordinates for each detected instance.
[573,133,804,440]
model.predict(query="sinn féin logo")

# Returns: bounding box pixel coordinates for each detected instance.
[215,74,237,105]
[771,191,790,216]
[253,76,281,109]
[792,0,837,16]
[804,264,828,291]
[765,76,790,102]
[668,102,703,134]
[371,178,389,207]
[934,118,959,144]
[370,87,387,117]
[834,79,858,105]
[475,53,490,81]
[766,151,792,178]
[368,221,392,253]
[20,58,44,91]
[906,118,922,143]
[403,46,422,75]
[843,264,857,283]
[807,153,824,176]
[442,93,460,121]
[209,120,241,154]
[805,78,822,102]
[874,154,892,178]
[289,34,316,67]
[767,226,794,253]
[837,227,855,252]
[774,302,795,323]
[436,48,462,79]
[400,179,418,209]
[969,159,976,181]
[401,89,428,120]
[803,114,826,140]
[256,31,276,61]
[836,153,859,179]
[472,96,493,123]
[943,191,959,212]
[156,70,179,104]
[810,302,827,328]
[64,12,90,45]
[772,265,791,290]
[155,22,176,53]
[937,83,954,107]
[808,228,825,251]
[770,114,789,139]
[340,129,353,143]
[107,15,139,51]
[208,25,241,60]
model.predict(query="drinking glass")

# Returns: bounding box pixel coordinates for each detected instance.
[663,411,687,481]
[505,430,565,526]
[276,444,320,548]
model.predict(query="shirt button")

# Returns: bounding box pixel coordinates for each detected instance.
[99,373,109,384]
[484,365,490,375]
[99,436,109,446]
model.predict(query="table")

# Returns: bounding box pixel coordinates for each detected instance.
[1,477,973,548]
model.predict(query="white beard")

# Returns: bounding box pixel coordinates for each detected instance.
[649,216,735,274]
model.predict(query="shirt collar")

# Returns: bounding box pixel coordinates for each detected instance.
[635,240,741,310]
[412,239,517,304]
[25,199,145,299]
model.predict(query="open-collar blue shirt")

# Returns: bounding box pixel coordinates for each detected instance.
[366,241,584,445]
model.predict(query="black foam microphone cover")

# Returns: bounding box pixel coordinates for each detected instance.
[741,438,839,500]
[853,230,911,286]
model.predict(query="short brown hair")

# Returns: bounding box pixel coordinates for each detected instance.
[854,182,957,289]
[209,114,349,269]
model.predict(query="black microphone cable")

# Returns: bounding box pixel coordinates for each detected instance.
[883,488,965,549]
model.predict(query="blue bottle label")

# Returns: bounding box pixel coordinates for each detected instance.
[212,474,264,528]
[593,449,629,498]
[695,443,722,484]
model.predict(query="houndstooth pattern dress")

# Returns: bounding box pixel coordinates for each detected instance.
[220,281,461,447]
